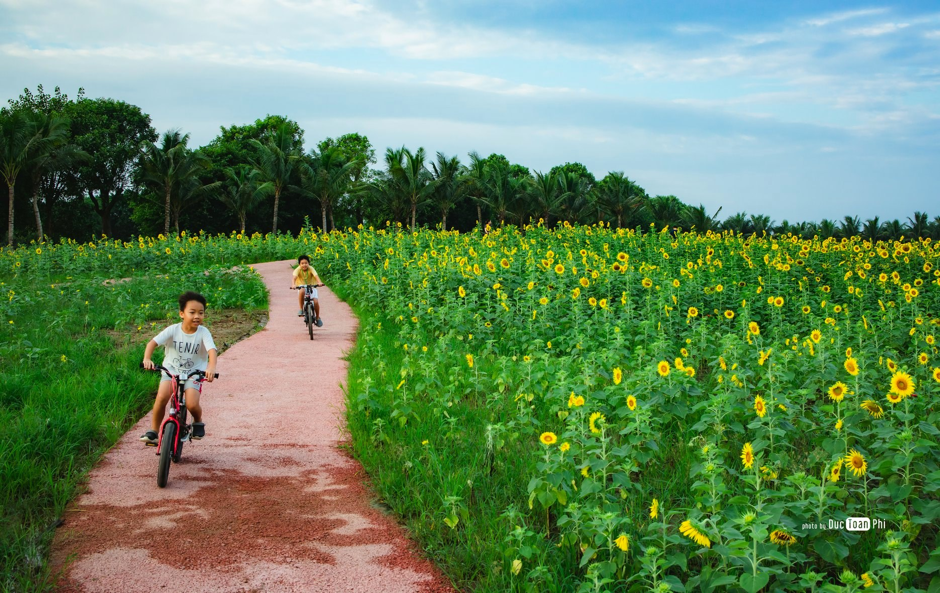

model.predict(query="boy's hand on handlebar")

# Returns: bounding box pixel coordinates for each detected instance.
[142,359,156,371]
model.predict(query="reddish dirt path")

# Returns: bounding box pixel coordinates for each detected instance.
[52,260,454,593]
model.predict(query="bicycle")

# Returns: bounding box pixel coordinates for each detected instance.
[291,284,323,340]
[140,363,219,488]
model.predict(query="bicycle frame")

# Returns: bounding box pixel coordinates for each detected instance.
[155,372,198,457]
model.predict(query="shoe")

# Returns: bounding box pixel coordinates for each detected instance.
[298,310,304,317]
[192,422,205,440]
[140,430,158,445]
[315,317,323,327]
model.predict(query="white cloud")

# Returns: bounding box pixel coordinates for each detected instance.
[803,8,888,27]
[846,22,910,36]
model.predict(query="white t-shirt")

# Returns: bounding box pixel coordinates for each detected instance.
[153,323,217,376]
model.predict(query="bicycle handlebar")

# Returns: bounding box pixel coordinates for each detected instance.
[291,284,324,289]
[140,362,219,379]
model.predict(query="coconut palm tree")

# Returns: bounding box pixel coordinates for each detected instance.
[0,111,39,245]
[387,146,434,231]
[647,195,685,232]
[839,215,861,239]
[723,212,750,236]
[861,217,882,242]
[301,145,358,232]
[24,111,71,241]
[525,171,565,227]
[681,204,723,233]
[139,130,212,235]
[817,219,836,239]
[429,152,466,231]
[882,219,904,241]
[906,211,930,239]
[749,214,774,236]
[594,172,645,229]
[217,166,270,234]
[556,172,594,224]
[480,159,523,226]
[249,123,300,233]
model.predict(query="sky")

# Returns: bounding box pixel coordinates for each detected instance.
[1,0,938,223]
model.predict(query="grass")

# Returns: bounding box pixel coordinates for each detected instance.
[0,266,267,592]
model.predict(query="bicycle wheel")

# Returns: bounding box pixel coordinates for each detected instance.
[174,407,187,463]
[306,305,314,340]
[157,422,176,488]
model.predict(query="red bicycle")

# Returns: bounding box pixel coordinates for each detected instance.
[141,363,219,487]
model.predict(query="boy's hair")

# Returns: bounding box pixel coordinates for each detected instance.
[298,254,310,264]
[178,291,207,311]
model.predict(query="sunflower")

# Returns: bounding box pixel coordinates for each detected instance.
[861,400,884,418]
[580,277,590,288]
[657,360,670,377]
[679,520,711,548]
[613,367,622,385]
[918,352,929,365]
[539,432,558,446]
[770,530,796,546]
[588,297,597,307]
[616,252,628,262]
[589,412,605,434]
[568,392,585,408]
[861,573,875,588]
[844,449,867,477]
[748,321,760,336]
[801,305,811,314]
[754,395,767,418]
[828,381,847,402]
[829,460,842,483]
[650,498,659,519]
[672,279,681,288]
[933,368,940,383]
[741,442,754,469]
[715,284,724,292]
[886,358,897,372]
[486,261,496,272]
[686,367,695,378]
[674,357,685,369]
[539,296,548,305]
[810,329,822,343]
[614,533,629,553]
[642,277,653,288]
[773,296,784,307]
[500,258,510,269]
[572,287,581,299]
[688,307,699,318]
[724,310,735,319]
[466,354,474,368]
[844,358,859,376]
[458,286,466,298]
[554,264,565,274]
[559,442,570,452]
[890,372,915,397]
[626,395,637,411]
[886,391,903,404]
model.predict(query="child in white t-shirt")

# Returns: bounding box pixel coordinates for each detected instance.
[140,291,218,444]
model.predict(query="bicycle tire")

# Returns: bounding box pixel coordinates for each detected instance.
[157,422,176,488]
[174,408,187,463]
[306,304,314,340]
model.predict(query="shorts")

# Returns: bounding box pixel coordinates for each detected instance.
[301,286,318,299]
[161,375,203,392]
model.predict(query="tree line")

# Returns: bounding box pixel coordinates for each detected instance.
[1,85,938,245]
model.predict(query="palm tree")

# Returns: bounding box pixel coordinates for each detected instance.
[839,215,861,239]
[0,111,40,245]
[882,219,904,241]
[723,212,750,236]
[681,204,723,233]
[594,172,645,229]
[861,217,882,242]
[480,159,524,226]
[932,216,940,240]
[556,172,594,224]
[817,219,836,239]
[525,171,565,227]
[906,211,930,239]
[387,147,434,231]
[465,152,490,228]
[249,123,300,234]
[749,214,774,236]
[139,130,210,235]
[24,111,71,241]
[429,152,466,231]
[217,166,270,234]
[302,146,358,231]
[647,196,684,232]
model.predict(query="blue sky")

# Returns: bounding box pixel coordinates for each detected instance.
[1,0,938,223]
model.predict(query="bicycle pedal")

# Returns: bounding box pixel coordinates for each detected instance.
[145,442,157,447]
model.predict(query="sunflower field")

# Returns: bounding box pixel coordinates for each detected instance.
[2,224,939,592]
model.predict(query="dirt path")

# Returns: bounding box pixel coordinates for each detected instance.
[51,260,454,593]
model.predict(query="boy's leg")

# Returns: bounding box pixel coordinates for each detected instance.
[184,387,202,423]
[298,289,304,311]
[150,381,173,432]
[313,297,320,319]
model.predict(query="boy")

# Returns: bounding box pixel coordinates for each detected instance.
[140,291,217,444]
[293,254,324,326]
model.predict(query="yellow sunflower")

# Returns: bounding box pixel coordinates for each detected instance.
[754,395,767,418]
[749,321,760,336]
[724,310,735,319]
[801,305,811,314]
[741,442,754,469]
[918,352,929,365]
[539,432,558,446]
[642,277,653,288]
[860,400,884,418]
[613,367,622,385]
[589,412,605,434]
[458,286,466,297]
[829,460,842,483]
[828,381,848,403]
[933,368,940,383]
[687,307,699,318]
[554,263,565,274]
[890,372,915,397]
[466,354,474,368]
[770,530,796,546]
[844,449,867,477]
[568,393,585,408]
[626,395,637,411]
[679,520,711,548]
[657,360,670,377]
[810,329,822,343]
[886,391,903,404]
[650,498,659,519]
[844,358,859,376]
[580,277,590,288]
[773,296,784,307]
[614,533,629,553]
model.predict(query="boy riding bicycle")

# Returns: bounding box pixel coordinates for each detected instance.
[293,254,324,325]
[140,291,218,445]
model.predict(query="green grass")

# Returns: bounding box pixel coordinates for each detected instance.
[0,267,267,591]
